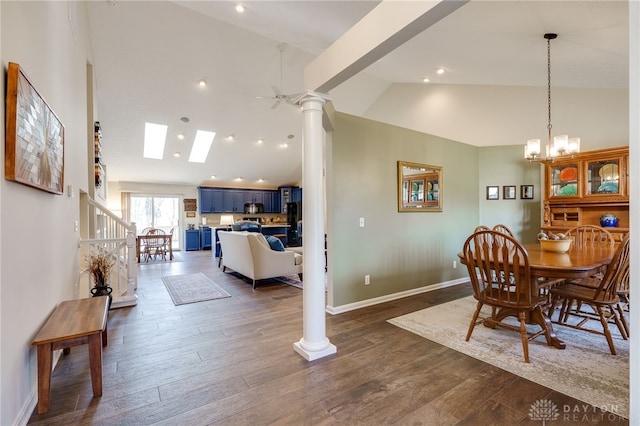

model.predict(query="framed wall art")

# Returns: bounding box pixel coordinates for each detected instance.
[521,185,534,200]
[5,62,65,194]
[486,186,499,200]
[503,185,516,200]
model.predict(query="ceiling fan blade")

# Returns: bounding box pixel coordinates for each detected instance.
[270,100,281,109]
[271,85,282,96]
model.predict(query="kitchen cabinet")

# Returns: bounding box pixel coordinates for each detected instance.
[292,187,302,202]
[222,190,245,213]
[542,146,628,242]
[199,187,281,213]
[185,229,200,251]
[200,227,212,250]
[279,186,301,213]
[198,187,224,213]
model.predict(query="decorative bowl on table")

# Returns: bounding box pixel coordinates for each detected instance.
[539,238,572,253]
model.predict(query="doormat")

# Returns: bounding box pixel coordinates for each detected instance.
[161,273,230,305]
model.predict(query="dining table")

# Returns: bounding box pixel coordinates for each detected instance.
[459,241,617,349]
[136,233,173,263]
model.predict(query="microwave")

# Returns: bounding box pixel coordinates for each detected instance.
[244,203,264,214]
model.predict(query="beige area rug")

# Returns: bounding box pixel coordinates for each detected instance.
[274,274,303,289]
[162,273,230,305]
[388,296,629,419]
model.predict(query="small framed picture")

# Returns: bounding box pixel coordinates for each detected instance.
[503,185,516,200]
[521,185,534,200]
[486,186,499,200]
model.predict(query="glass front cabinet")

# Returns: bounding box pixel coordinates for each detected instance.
[542,146,629,242]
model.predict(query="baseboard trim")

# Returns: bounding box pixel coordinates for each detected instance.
[325,277,468,315]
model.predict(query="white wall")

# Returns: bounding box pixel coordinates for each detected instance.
[0,2,92,424]
[364,83,629,150]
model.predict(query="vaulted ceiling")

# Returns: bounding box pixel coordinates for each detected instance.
[87,1,628,188]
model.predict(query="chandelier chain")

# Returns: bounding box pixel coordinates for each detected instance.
[547,35,552,144]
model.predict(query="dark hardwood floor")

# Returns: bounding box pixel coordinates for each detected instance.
[28,250,628,425]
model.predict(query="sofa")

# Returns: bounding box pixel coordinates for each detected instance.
[218,231,303,289]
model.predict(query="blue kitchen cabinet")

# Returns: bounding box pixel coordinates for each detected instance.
[198,187,224,213]
[292,187,302,202]
[200,227,212,250]
[222,190,245,213]
[185,229,200,251]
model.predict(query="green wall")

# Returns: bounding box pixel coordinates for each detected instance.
[478,146,543,243]
[327,113,542,309]
[329,113,480,308]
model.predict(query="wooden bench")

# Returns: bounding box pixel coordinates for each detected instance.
[31,296,109,414]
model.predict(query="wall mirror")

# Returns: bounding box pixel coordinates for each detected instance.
[398,161,442,212]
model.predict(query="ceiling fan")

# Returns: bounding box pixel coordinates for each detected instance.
[257,42,300,109]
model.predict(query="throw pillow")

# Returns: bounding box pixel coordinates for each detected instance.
[265,235,285,251]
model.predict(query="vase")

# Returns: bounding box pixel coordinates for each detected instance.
[91,285,113,309]
[599,212,619,228]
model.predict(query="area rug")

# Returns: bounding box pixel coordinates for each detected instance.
[388,296,629,419]
[161,273,230,305]
[273,274,303,289]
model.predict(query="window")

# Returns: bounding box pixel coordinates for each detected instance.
[131,195,180,249]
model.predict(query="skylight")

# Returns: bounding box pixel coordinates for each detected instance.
[143,122,167,159]
[189,130,215,163]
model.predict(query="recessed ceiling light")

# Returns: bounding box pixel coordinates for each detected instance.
[177,133,185,140]
[235,177,243,181]
[198,80,207,87]
[143,122,167,160]
[257,139,264,144]
[436,68,445,75]
[287,134,294,139]
[188,130,216,163]
[257,178,264,183]
[225,134,234,141]
[173,152,181,157]
[180,117,189,123]
[280,143,289,149]
[235,4,245,13]
[210,175,217,179]
[422,77,430,83]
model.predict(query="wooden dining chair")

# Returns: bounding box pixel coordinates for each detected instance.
[548,235,630,354]
[144,229,167,262]
[462,230,550,363]
[492,224,514,237]
[555,225,616,312]
[565,225,614,249]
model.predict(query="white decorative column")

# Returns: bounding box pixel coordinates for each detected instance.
[293,91,336,361]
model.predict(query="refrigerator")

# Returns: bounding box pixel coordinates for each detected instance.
[286,202,302,246]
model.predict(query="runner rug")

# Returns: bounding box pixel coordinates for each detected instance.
[162,273,230,305]
[388,296,629,419]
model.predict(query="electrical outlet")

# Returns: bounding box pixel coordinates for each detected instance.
[453,260,457,269]
[364,274,370,285]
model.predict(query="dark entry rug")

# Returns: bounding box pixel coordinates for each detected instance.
[161,273,230,305]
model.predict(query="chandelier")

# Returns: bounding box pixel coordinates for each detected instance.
[524,33,580,162]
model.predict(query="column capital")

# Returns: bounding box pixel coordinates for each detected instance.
[293,90,331,110]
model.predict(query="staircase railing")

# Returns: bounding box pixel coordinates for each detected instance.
[79,197,138,308]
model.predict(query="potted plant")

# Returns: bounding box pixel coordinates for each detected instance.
[85,246,114,307]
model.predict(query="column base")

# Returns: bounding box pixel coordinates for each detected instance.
[293,340,337,361]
